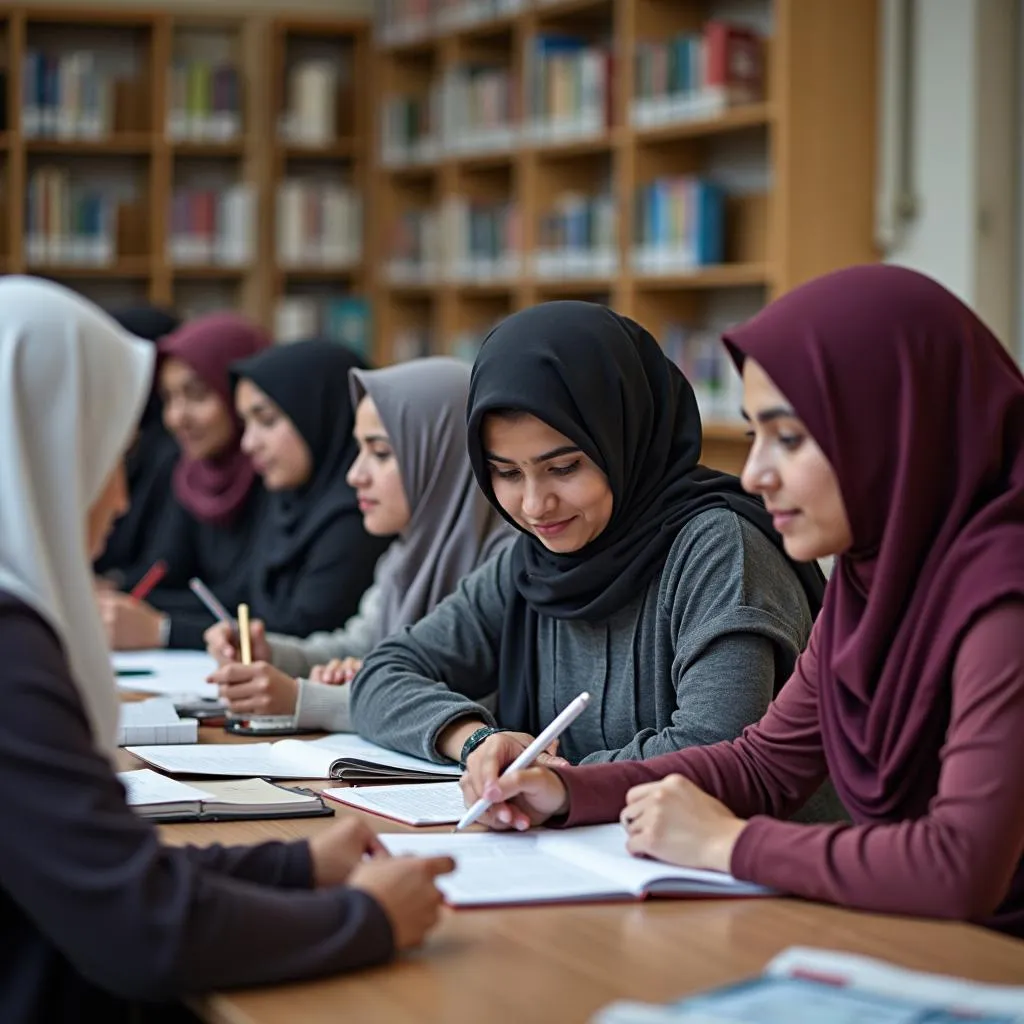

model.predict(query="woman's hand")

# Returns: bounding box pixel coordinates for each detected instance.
[97,592,167,650]
[462,765,571,831]
[458,731,569,830]
[620,774,747,873]
[204,618,272,665]
[308,819,388,887]
[310,657,363,685]
[208,661,300,716]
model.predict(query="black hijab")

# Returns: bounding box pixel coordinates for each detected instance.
[466,301,826,733]
[230,339,367,577]
[93,305,181,581]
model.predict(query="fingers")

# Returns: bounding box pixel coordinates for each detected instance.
[421,855,456,879]
[535,751,569,767]
[207,662,260,686]
[250,619,266,641]
[309,664,328,683]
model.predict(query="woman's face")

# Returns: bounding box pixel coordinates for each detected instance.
[741,357,853,562]
[482,412,613,553]
[159,357,236,461]
[236,379,312,491]
[346,395,412,536]
[87,461,129,561]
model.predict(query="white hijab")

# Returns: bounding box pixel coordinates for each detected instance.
[0,276,154,757]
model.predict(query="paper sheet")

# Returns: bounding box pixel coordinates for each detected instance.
[113,650,219,700]
[324,781,466,824]
[118,768,213,807]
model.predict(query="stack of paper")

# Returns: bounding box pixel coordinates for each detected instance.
[117,698,198,746]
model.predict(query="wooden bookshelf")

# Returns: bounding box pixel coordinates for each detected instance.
[0,6,370,351]
[370,0,880,473]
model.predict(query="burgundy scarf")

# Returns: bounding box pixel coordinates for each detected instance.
[158,313,270,527]
[725,264,1024,821]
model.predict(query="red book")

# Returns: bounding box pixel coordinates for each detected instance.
[703,20,763,106]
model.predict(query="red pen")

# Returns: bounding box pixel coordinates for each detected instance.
[130,560,167,602]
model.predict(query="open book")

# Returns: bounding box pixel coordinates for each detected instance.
[380,823,772,906]
[126,733,463,783]
[324,781,466,825]
[119,769,332,823]
[591,946,1024,1023]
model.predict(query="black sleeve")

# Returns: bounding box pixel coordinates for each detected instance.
[0,601,394,1001]
[255,512,390,637]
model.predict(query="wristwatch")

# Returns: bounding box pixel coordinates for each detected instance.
[459,725,507,768]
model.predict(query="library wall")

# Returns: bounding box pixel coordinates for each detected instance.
[16,0,373,11]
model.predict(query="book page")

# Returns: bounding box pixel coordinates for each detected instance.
[118,768,213,806]
[541,824,773,897]
[113,650,219,700]
[302,733,462,778]
[324,782,466,824]
[380,832,628,906]
[125,742,302,777]
[195,778,320,807]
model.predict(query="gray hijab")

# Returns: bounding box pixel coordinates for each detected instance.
[350,357,513,643]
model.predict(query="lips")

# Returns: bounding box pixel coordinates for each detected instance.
[358,498,378,512]
[769,509,801,531]
[530,517,575,537]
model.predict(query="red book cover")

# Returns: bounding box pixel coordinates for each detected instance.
[704,20,763,104]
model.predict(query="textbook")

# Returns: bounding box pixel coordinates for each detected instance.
[126,733,463,783]
[590,946,1024,1023]
[380,823,772,906]
[119,769,333,823]
[324,781,467,825]
[117,698,198,746]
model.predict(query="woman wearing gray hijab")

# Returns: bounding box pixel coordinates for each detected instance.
[207,357,514,730]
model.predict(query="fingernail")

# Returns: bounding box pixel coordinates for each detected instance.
[483,784,502,801]
[498,808,511,824]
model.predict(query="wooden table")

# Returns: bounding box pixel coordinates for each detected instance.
[121,725,1024,1024]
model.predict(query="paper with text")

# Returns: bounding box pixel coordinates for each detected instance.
[324,782,466,824]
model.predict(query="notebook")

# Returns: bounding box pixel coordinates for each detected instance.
[119,769,333,823]
[126,733,463,783]
[324,781,466,825]
[117,698,198,746]
[113,650,219,701]
[379,823,772,907]
[591,946,1024,1023]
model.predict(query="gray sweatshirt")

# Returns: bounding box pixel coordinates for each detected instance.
[351,509,815,766]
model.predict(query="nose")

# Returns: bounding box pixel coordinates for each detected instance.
[521,476,553,519]
[740,439,778,497]
[240,423,256,457]
[346,451,369,488]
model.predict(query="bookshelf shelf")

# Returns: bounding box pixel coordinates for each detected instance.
[373,0,879,474]
[171,266,251,280]
[26,258,151,279]
[25,135,154,156]
[633,104,773,144]
[279,266,361,281]
[634,263,773,290]
[170,140,248,158]
[280,139,360,160]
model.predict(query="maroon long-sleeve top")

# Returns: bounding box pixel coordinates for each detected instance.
[557,600,1024,936]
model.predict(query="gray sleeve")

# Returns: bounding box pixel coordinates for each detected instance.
[349,548,511,762]
[294,678,354,732]
[267,583,382,678]
[579,510,814,764]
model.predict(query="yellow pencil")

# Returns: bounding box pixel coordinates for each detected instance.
[237,603,252,665]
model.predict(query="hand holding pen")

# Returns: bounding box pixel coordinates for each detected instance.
[194,578,271,664]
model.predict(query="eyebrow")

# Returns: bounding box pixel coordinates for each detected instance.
[361,433,391,445]
[240,399,273,419]
[485,445,582,465]
[740,406,797,424]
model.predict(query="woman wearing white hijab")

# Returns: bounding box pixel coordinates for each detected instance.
[0,277,452,1023]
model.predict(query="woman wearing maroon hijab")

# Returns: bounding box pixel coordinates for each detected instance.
[98,312,271,650]
[472,264,1024,936]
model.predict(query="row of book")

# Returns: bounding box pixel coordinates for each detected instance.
[274,294,370,357]
[278,59,351,147]
[25,167,118,265]
[168,184,255,267]
[536,190,617,277]
[377,0,527,46]
[276,182,362,269]
[632,22,765,127]
[662,321,744,424]
[22,51,123,139]
[167,60,243,142]
[633,176,726,272]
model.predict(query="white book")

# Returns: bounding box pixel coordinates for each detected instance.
[324,781,466,826]
[117,697,198,746]
[113,650,219,701]
[118,769,329,823]
[127,733,463,784]
[380,823,772,907]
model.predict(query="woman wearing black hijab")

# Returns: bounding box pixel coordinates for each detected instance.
[93,305,180,588]
[230,339,392,638]
[351,301,842,822]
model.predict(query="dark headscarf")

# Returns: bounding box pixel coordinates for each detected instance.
[723,264,1024,822]
[230,338,367,578]
[158,313,270,527]
[93,305,180,580]
[466,300,826,733]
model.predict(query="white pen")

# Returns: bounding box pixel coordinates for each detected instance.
[454,691,591,832]
[189,577,234,624]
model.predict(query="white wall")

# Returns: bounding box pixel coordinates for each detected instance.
[883,0,1019,351]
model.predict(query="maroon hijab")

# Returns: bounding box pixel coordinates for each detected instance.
[158,313,270,527]
[724,264,1024,821]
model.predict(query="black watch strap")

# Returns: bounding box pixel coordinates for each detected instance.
[459,725,506,768]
